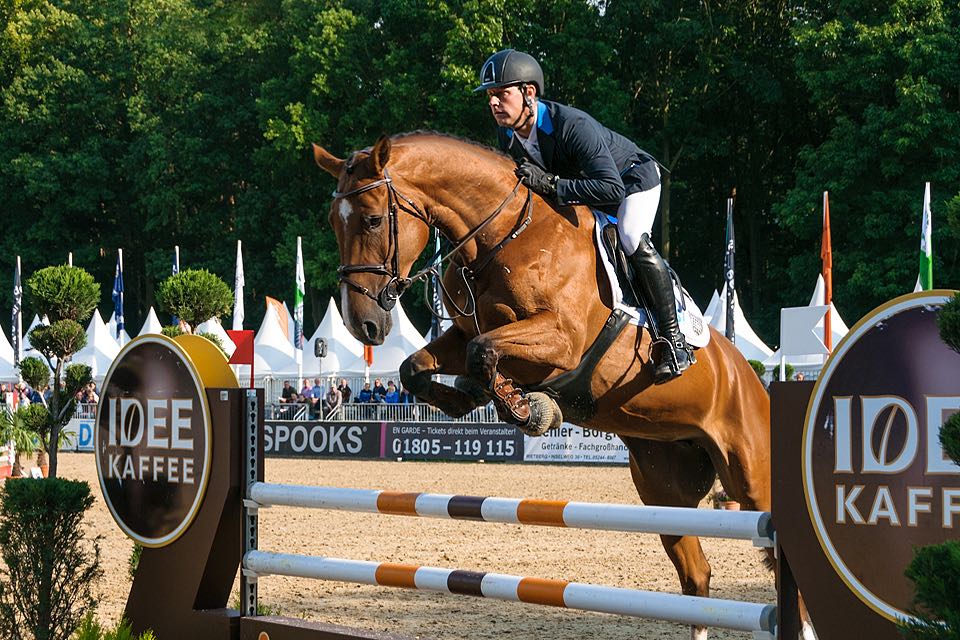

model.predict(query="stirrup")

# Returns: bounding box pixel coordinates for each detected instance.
[653,338,691,385]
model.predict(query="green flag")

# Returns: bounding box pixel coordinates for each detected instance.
[915,183,932,292]
[294,236,305,349]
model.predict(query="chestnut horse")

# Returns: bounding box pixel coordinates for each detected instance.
[314,132,773,639]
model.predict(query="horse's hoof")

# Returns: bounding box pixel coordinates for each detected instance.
[520,392,563,436]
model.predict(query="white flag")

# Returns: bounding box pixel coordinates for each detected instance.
[294,236,305,351]
[233,240,245,330]
[913,182,933,292]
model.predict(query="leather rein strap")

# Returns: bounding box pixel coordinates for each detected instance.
[332,167,533,312]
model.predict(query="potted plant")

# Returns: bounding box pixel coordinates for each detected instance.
[711,486,740,511]
[0,406,39,478]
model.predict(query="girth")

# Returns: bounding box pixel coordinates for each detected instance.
[529,308,631,423]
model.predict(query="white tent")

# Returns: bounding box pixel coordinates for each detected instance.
[253,305,298,377]
[107,312,132,346]
[72,310,121,378]
[0,329,18,381]
[196,317,237,357]
[138,307,164,336]
[367,302,427,374]
[707,288,774,362]
[302,298,365,376]
[764,274,850,372]
[21,314,47,359]
[703,290,720,324]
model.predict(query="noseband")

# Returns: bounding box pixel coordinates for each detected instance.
[333,167,531,312]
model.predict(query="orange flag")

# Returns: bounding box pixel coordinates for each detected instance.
[821,192,833,352]
[265,296,290,341]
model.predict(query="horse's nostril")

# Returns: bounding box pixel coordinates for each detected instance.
[362,321,379,342]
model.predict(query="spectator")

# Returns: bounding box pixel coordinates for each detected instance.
[372,378,387,401]
[356,383,373,403]
[310,378,324,400]
[300,379,312,396]
[337,378,352,404]
[384,382,400,404]
[79,382,99,404]
[324,384,343,417]
[795,372,805,382]
[280,380,296,403]
[398,386,414,404]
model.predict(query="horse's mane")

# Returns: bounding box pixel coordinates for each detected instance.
[391,130,512,162]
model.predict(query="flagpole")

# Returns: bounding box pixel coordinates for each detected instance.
[295,236,305,388]
[915,182,933,292]
[822,192,832,353]
[13,256,22,369]
[724,195,736,344]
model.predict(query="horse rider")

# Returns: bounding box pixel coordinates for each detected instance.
[475,49,691,383]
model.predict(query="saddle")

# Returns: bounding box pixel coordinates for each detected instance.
[529,217,709,423]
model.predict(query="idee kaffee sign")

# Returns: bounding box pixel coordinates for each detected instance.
[801,291,960,626]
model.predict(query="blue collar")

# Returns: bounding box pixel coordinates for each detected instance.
[505,101,553,138]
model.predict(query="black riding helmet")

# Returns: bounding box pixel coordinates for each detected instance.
[474,49,545,97]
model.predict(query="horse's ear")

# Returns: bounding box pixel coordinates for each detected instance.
[370,135,391,174]
[312,143,344,178]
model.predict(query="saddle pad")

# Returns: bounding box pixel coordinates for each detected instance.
[592,211,711,349]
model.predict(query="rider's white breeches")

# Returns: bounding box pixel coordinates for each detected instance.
[616,167,662,256]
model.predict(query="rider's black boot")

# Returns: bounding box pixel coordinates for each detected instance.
[628,233,691,384]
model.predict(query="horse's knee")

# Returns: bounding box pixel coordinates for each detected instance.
[400,352,433,396]
[465,336,497,381]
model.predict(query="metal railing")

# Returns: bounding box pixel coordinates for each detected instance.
[262,401,501,423]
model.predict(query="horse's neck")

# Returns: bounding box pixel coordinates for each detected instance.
[395,143,525,264]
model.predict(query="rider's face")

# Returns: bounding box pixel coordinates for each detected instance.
[487,85,529,126]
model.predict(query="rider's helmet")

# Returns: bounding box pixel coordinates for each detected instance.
[474,49,544,97]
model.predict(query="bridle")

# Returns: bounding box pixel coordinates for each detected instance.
[333,167,533,313]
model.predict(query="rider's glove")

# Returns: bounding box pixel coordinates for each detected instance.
[514,160,558,198]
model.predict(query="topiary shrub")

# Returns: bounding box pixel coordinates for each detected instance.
[0,479,102,640]
[941,413,960,466]
[17,357,50,393]
[156,269,232,333]
[25,266,100,324]
[161,325,183,338]
[747,359,766,380]
[29,321,88,361]
[24,265,100,479]
[199,332,226,356]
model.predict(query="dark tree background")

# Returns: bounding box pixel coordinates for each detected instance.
[2,0,958,345]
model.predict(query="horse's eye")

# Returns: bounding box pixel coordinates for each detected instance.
[367,216,384,229]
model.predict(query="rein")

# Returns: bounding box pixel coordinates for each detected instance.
[333,168,533,315]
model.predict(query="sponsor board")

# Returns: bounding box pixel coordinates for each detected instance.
[384,422,523,461]
[264,421,380,457]
[802,291,960,622]
[95,334,237,547]
[524,423,629,463]
[62,418,95,452]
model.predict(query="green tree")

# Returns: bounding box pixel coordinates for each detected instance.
[156,269,232,332]
[781,0,960,323]
[24,266,98,478]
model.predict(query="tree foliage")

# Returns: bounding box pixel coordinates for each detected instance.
[25,266,100,324]
[0,478,102,640]
[156,269,232,332]
[0,0,957,346]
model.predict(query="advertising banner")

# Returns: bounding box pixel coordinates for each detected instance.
[523,423,629,463]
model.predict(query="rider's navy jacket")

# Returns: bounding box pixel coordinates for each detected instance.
[497,99,660,214]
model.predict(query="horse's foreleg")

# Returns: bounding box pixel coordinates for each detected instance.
[623,437,715,640]
[464,312,574,433]
[399,326,482,418]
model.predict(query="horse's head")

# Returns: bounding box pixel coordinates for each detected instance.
[313,135,430,345]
